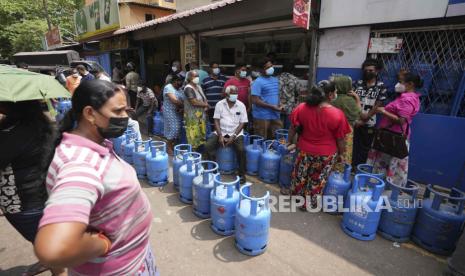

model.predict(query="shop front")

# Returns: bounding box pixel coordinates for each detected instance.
[199,20,311,93]
[122,0,314,90]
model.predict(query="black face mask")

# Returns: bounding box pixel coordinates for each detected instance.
[96,115,129,139]
[363,71,377,80]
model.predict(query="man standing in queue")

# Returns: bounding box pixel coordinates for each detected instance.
[205,85,248,184]
[251,58,283,139]
[352,58,387,168]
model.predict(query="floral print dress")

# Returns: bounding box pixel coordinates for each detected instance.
[183,84,207,150]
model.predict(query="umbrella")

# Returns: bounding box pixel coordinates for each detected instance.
[0,65,71,102]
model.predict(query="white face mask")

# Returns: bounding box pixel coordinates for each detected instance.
[172,66,178,72]
[239,70,247,78]
[395,82,406,93]
[192,77,200,84]
[265,67,274,76]
[212,68,220,75]
[229,94,238,102]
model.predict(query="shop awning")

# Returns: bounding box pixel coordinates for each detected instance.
[114,0,245,35]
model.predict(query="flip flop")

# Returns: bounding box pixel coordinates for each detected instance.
[22,262,50,276]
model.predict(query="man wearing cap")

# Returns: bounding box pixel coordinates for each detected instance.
[205,85,248,183]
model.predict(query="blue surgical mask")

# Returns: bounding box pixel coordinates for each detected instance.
[239,70,247,78]
[213,68,220,75]
[265,67,274,76]
[229,94,238,102]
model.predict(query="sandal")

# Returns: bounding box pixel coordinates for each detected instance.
[22,262,50,276]
[280,187,291,195]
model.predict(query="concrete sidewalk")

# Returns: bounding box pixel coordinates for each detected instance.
[0,173,447,276]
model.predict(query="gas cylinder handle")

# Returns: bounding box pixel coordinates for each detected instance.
[144,139,152,152]
[134,140,142,152]
[343,164,352,183]
[213,173,220,196]
[370,176,385,201]
[174,144,192,159]
[151,146,157,158]
[239,184,270,214]
[427,185,444,211]
[198,160,219,174]
[151,141,165,150]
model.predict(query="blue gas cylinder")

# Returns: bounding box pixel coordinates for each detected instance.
[152,111,163,136]
[216,145,237,174]
[192,161,219,218]
[172,144,192,190]
[178,152,202,204]
[55,99,72,122]
[133,139,151,179]
[275,129,289,145]
[278,144,297,191]
[378,180,420,242]
[235,183,271,256]
[412,185,465,255]
[357,164,385,179]
[323,164,352,214]
[112,134,125,157]
[121,133,136,165]
[258,140,281,184]
[341,174,386,241]
[210,174,241,236]
[245,135,264,176]
[146,141,169,187]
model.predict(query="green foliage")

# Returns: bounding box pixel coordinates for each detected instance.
[0,0,84,58]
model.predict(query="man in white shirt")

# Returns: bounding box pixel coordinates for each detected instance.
[205,85,248,183]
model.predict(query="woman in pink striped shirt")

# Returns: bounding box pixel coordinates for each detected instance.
[34,80,157,275]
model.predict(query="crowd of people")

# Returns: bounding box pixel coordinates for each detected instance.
[0,56,422,275]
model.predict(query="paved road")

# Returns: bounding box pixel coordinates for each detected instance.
[0,171,447,276]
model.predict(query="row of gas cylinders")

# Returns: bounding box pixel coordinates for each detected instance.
[113,129,169,186]
[217,129,296,189]
[172,145,271,256]
[325,164,465,256]
[112,132,271,256]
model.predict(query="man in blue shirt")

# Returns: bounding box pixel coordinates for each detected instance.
[76,65,95,81]
[251,58,283,139]
[202,61,228,122]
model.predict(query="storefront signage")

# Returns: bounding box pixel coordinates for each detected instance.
[74,0,120,40]
[184,34,197,65]
[45,27,62,49]
[100,35,129,51]
[293,0,311,30]
[368,37,403,54]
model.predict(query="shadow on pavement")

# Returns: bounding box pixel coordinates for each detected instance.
[191,220,223,241]
[248,179,447,275]
[213,236,250,263]
[165,193,186,208]
[177,205,200,223]
[0,265,31,276]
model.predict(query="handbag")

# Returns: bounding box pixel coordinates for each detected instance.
[372,120,409,159]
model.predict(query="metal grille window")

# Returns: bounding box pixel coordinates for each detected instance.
[372,27,465,117]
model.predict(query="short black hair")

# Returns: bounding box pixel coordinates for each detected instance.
[404,73,424,89]
[209,61,219,68]
[170,74,183,83]
[282,61,295,73]
[362,58,383,70]
[262,58,273,68]
[235,63,246,70]
[76,64,86,71]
